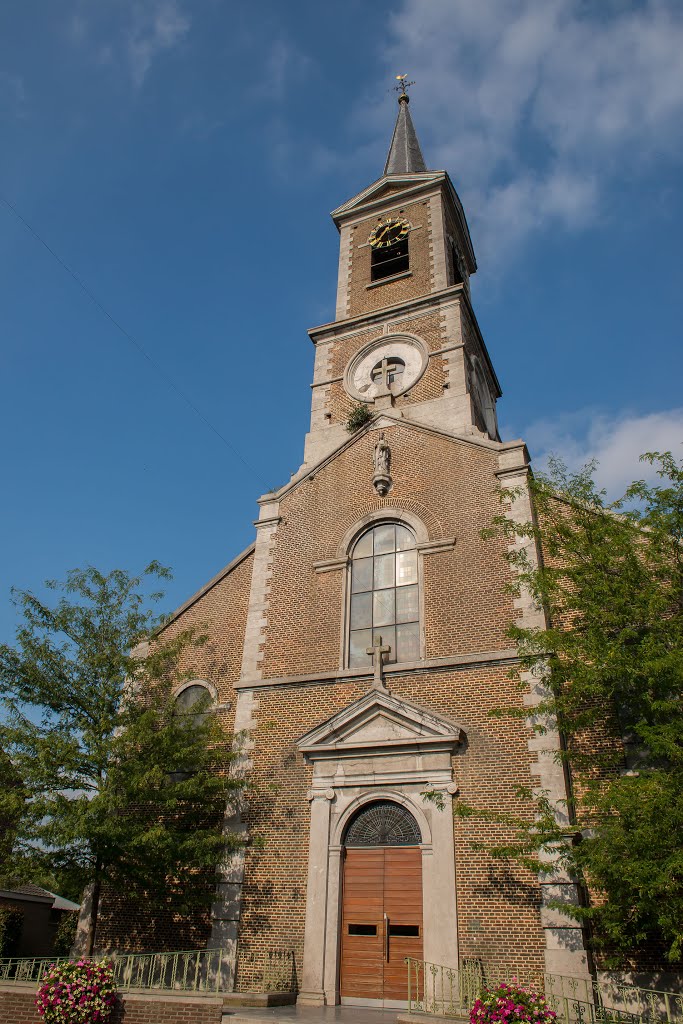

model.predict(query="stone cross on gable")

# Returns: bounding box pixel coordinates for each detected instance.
[367,634,391,691]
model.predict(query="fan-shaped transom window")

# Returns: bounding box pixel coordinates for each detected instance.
[348,522,420,668]
[344,800,422,847]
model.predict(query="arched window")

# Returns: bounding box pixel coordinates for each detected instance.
[369,217,411,283]
[168,683,214,783]
[371,233,409,282]
[344,800,422,847]
[348,522,420,668]
[174,682,212,726]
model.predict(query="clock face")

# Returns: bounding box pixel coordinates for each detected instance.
[368,217,411,249]
[345,335,428,403]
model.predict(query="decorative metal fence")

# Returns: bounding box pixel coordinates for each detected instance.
[0,948,229,994]
[405,958,683,1024]
[544,973,683,1024]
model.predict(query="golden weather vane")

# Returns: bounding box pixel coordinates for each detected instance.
[393,74,415,98]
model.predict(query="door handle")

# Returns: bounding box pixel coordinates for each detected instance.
[384,913,389,962]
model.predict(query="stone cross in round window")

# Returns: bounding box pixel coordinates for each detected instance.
[349,522,420,668]
[345,800,422,847]
[371,356,405,391]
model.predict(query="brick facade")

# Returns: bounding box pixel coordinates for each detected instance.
[235,661,547,992]
[0,987,222,1024]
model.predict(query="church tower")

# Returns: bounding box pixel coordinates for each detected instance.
[302,86,500,474]
[95,89,591,1006]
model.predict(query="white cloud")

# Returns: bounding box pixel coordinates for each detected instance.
[67,14,87,44]
[68,0,190,87]
[262,38,312,99]
[520,408,683,497]
[0,72,26,118]
[378,0,683,263]
[126,0,190,88]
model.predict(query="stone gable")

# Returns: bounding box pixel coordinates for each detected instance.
[259,422,515,681]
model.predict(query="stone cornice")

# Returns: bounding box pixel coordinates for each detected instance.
[311,537,455,575]
[234,647,519,691]
[308,284,466,345]
[331,172,446,222]
[307,282,500,398]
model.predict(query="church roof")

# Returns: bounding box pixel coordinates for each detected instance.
[384,94,427,175]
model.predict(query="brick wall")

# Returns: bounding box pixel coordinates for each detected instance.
[89,351,546,986]
[0,987,222,1024]
[259,423,514,680]
[159,549,254,704]
[96,882,214,954]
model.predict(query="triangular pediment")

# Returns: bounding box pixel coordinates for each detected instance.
[273,412,516,504]
[332,171,445,221]
[297,688,462,759]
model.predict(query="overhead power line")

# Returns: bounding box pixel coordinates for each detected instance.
[0,194,268,489]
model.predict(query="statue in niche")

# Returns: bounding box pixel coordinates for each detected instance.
[372,433,392,497]
[374,433,391,475]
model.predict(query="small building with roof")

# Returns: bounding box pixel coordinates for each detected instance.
[0,884,80,958]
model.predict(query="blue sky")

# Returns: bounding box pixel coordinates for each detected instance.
[1,0,682,638]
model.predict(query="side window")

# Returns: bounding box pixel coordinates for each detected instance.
[174,683,212,726]
[348,523,420,668]
[450,241,463,285]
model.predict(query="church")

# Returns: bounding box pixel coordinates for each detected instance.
[98,88,592,1006]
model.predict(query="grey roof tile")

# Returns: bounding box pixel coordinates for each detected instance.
[384,95,427,175]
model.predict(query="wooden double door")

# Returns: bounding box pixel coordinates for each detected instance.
[340,846,423,1005]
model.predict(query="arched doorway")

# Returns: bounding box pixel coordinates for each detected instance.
[340,800,423,1006]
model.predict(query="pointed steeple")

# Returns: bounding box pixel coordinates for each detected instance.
[384,91,427,176]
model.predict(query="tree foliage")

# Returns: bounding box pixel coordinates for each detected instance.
[0,564,243,954]
[346,403,373,432]
[0,905,23,957]
[52,911,78,957]
[474,451,683,965]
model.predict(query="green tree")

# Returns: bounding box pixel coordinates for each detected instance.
[468,451,683,965]
[0,564,242,956]
[0,749,24,870]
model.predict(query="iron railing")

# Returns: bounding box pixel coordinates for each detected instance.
[545,974,683,1024]
[0,948,229,994]
[405,959,683,1024]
